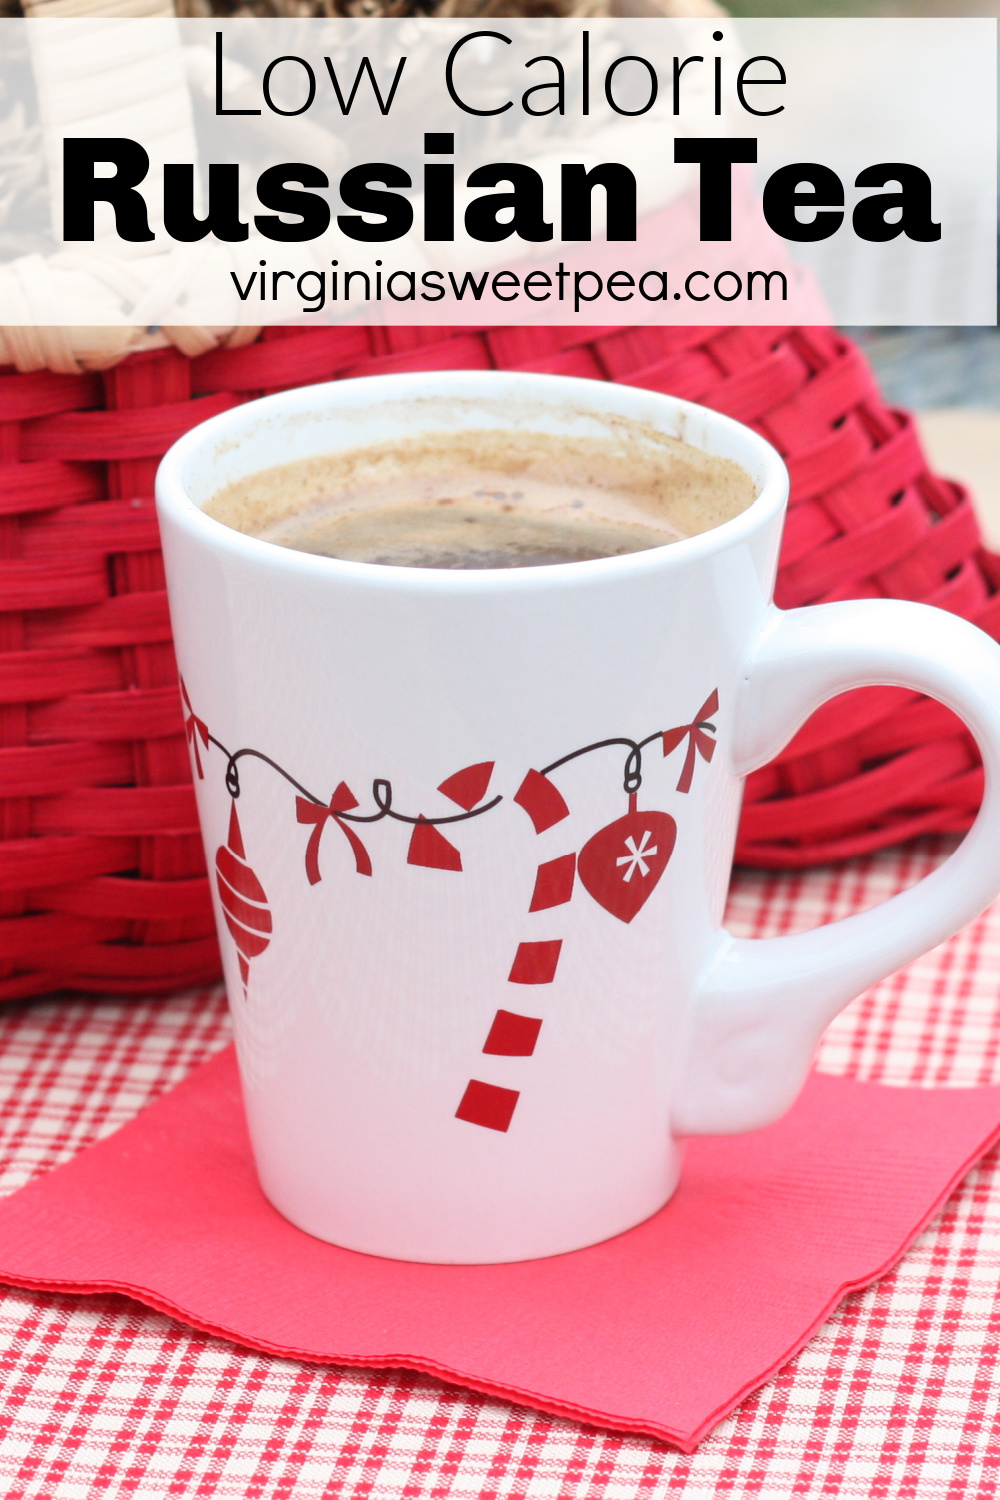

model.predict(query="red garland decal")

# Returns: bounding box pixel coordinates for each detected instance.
[408,819,464,871]
[180,676,210,780]
[661,689,720,793]
[437,762,494,811]
[296,782,372,884]
[183,687,720,1022]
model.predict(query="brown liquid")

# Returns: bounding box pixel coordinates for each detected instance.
[206,429,756,569]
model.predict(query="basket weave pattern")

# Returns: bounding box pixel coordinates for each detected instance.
[1,323,994,1000]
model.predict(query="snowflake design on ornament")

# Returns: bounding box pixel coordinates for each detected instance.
[616,829,659,883]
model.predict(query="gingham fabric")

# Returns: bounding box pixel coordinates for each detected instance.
[0,835,998,1499]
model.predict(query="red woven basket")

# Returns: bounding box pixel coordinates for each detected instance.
[2,322,994,1001]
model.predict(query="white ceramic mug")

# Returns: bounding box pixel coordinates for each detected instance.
[156,371,1000,1264]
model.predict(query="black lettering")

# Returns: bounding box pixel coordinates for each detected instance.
[337,164,413,243]
[763,163,843,242]
[424,133,454,240]
[492,271,520,301]
[63,138,153,242]
[582,30,590,115]
[747,269,787,300]
[448,268,490,300]
[421,270,446,302]
[323,55,406,116]
[163,163,247,243]
[255,164,331,243]
[215,31,259,116]
[736,56,785,117]
[714,270,742,301]
[445,32,512,116]
[523,55,565,116]
[424,162,454,241]
[344,269,370,299]
[607,270,634,300]
[853,163,940,243]
[465,164,551,244]
[574,270,602,313]
[524,270,552,301]
[230,270,257,301]
[672,55,702,115]
[674,138,757,240]
[297,271,326,312]
[387,270,417,301]
[263,56,316,117]
[605,56,658,117]
[561,163,636,242]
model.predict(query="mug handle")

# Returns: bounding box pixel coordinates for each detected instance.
[673,598,1000,1137]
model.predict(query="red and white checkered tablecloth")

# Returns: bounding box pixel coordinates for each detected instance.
[0,835,998,1498]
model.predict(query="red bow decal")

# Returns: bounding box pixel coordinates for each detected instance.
[661,690,719,793]
[179,677,209,779]
[296,782,373,884]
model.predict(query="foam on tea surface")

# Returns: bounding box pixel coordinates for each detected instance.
[206,428,756,569]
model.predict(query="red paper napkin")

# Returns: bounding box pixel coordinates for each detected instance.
[0,1045,997,1452]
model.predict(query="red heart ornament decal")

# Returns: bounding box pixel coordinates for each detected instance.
[577,802,676,923]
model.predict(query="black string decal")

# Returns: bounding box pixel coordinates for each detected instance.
[180,676,719,891]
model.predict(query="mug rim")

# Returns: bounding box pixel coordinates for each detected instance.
[155,369,790,592]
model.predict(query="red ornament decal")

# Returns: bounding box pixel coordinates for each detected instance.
[577,797,676,924]
[407,817,463,871]
[215,803,271,991]
[438,762,494,810]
